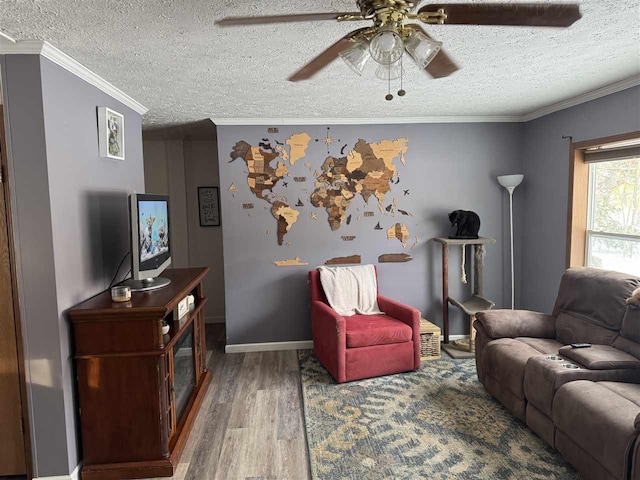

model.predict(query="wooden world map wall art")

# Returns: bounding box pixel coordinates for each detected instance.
[227,127,418,266]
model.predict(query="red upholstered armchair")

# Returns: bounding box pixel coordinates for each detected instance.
[309,268,421,383]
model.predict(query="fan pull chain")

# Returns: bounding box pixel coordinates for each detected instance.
[385,65,393,101]
[398,55,406,97]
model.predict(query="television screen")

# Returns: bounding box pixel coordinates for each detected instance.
[138,199,170,264]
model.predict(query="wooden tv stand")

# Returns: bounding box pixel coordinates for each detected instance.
[69,268,211,480]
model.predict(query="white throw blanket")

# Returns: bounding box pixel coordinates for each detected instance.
[319,264,384,317]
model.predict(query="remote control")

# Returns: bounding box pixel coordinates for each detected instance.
[570,343,592,348]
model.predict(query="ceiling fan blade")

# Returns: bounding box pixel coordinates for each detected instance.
[216,12,364,26]
[425,49,459,78]
[405,24,459,78]
[419,3,582,27]
[288,28,369,82]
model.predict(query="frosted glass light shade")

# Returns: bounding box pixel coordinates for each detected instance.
[339,37,371,75]
[405,30,442,69]
[375,61,404,80]
[370,30,404,65]
[497,174,524,189]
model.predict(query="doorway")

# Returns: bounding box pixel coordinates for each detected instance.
[0,103,31,476]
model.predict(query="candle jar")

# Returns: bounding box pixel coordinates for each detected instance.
[111,285,132,303]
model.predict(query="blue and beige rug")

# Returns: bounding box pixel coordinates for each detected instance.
[299,351,580,480]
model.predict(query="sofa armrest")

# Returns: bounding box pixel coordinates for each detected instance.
[311,301,346,382]
[475,310,556,340]
[378,295,421,369]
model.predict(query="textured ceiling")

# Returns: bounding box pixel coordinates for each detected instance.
[0,0,639,126]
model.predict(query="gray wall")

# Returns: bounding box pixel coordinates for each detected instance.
[521,86,640,313]
[142,133,226,322]
[2,54,145,477]
[216,123,524,345]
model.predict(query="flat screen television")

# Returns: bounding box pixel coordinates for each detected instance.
[123,193,172,292]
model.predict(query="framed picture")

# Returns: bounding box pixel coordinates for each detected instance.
[198,186,221,227]
[97,107,125,160]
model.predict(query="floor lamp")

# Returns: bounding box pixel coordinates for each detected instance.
[497,174,524,309]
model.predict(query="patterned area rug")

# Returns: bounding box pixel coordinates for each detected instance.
[299,351,580,480]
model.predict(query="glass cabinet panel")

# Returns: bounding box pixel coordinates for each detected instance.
[172,323,196,421]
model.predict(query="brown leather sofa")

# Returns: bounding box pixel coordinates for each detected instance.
[474,268,640,480]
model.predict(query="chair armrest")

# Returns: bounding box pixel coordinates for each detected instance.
[311,300,345,330]
[378,295,421,369]
[311,301,346,382]
[636,412,640,433]
[475,310,556,340]
[378,295,421,330]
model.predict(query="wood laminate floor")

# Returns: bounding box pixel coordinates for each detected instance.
[147,324,312,480]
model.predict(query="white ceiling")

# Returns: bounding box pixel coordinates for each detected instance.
[0,0,639,127]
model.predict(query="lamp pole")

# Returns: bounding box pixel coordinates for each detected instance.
[497,174,524,310]
[507,186,516,310]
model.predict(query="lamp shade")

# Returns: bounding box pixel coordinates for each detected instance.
[375,60,404,80]
[369,29,404,65]
[497,174,524,189]
[405,30,442,69]
[339,36,371,75]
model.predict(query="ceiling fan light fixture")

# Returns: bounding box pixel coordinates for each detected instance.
[339,36,371,75]
[405,29,442,69]
[375,60,404,81]
[369,28,404,65]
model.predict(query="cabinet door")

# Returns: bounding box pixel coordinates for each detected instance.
[195,311,206,378]
[193,314,201,382]
[200,312,207,371]
[159,354,171,457]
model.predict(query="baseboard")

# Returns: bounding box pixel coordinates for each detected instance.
[205,315,225,324]
[224,336,467,353]
[34,462,81,480]
[225,340,314,354]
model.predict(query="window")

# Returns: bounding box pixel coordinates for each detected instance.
[586,156,640,275]
[568,132,640,275]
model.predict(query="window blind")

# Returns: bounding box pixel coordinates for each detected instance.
[584,144,640,163]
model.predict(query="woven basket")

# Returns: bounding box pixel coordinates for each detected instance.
[419,319,441,361]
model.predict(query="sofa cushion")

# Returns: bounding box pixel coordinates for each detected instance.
[598,382,640,408]
[621,306,640,343]
[553,380,640,480]
[515,337,564,355]
[555,312,619,346]
[552,267,640,330]
[559,345,640,370]
[345,314,412,348]
[613,336,640,361]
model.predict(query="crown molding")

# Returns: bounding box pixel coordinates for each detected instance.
[211,115,523,126]
[0,40,148,115]
[522,76,640,122]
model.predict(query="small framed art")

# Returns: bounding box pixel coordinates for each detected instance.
[198,186,221,227]
[98,107,125,160]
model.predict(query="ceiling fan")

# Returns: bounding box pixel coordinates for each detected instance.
[216,1,582,100]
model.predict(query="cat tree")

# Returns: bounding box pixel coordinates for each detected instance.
[434,237,496,353]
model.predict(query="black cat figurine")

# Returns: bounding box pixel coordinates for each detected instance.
[448,210,481,239]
